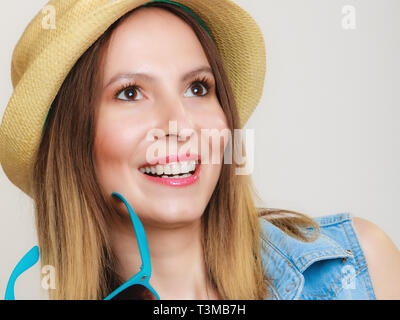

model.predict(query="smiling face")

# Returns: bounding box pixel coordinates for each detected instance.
[94,7,229,228]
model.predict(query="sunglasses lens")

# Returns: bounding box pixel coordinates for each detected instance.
[110,284,157,300]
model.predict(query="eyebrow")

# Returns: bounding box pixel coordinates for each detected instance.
[104,66,214,89]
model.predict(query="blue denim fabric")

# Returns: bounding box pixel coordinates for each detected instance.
[260,213,376,300]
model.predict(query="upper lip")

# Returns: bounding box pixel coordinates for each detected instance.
[138,154,200,169]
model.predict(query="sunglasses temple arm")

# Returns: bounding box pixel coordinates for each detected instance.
[5,195,154,300]
[103,271,144,300]
[4,246,40,300]
[112,193,152,273]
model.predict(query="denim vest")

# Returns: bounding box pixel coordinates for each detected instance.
[260,212,376,300]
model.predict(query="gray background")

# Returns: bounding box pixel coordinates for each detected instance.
[0,0,399,299]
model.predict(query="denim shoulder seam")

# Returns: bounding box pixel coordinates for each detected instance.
[313,212,351,227]
[313,213,368,275]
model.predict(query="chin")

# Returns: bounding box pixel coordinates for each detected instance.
[142,207,204,228]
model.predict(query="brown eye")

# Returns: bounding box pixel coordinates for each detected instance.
[116,86,143,101]
[185,81,209,97]
[192,83,206,95]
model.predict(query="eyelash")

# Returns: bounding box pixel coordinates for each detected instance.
[113,75,213,101]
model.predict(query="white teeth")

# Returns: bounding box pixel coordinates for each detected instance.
[156,164,164,175]
[140,160,197,176]
[164,164,172,175]
[171,163,180,175]
[180,161,189,173]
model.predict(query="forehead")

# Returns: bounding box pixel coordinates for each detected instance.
[101,7,209,79]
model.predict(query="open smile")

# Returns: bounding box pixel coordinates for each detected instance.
[138,154,201,187]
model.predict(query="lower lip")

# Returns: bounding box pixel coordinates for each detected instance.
[140,163,201,187]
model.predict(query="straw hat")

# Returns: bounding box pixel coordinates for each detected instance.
[0,0,266,198]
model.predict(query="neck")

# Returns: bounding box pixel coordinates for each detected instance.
[110,214,220,300]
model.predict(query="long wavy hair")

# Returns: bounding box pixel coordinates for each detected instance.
[32,2,319,300]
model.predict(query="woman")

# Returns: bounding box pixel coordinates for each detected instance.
[1,0,399,300]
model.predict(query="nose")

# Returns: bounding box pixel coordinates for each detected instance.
[153,90,196,142]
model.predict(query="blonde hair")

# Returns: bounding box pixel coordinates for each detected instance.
[32,2,319,300]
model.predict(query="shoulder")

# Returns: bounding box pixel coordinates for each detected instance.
[352,216,400,299]
[259,213,388,299]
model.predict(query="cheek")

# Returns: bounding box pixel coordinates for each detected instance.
[196,98,228,131]
[95,122,128,163]
[93,111,142,184]
[198,103,230,162]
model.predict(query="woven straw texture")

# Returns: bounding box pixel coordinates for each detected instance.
[0,0,266,198]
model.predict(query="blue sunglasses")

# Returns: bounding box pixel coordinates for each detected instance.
[4,192,160,300]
